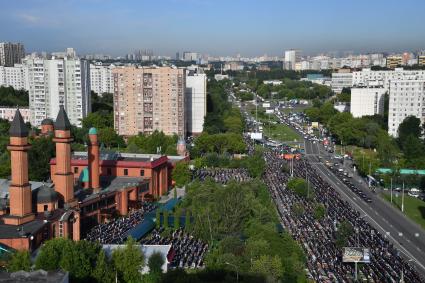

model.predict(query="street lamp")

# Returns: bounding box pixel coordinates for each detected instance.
[401,182,405,213]
[225,262,239,283]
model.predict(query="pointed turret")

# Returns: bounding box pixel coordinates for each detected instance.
[54,105,71,130]
[9,109,28,137]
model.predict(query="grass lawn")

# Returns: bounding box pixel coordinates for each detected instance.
[382,192,425,230]
[263,123,301,142]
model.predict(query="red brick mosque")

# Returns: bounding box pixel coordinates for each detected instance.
[0,107,184,251]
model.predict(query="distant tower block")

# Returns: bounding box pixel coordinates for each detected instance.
[53,105,75,206]
[177,136,187,156]
[3,110,35,225]
[88,127,100,193]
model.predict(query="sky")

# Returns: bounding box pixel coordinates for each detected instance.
[0,0,425,57]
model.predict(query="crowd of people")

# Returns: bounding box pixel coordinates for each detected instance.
[85,203,157,244]
[140,227,208,269]
[194,168,251,184]
[256,141,423,282]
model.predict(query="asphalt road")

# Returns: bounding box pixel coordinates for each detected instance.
[303,138,425,276]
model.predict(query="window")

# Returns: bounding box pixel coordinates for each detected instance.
[140,170,145,176]
[74,167,79,173]
[124,169,128,176]
[107,168,112,176]
[44,205,48,211]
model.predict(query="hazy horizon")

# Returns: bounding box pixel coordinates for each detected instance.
[1,0,425,57]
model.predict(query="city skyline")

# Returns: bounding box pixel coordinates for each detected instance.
[1,0,425,57]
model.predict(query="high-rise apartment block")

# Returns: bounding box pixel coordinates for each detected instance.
[25,56,90,127]
[284,49,301,70]
[388,80,425,137]
[90,62,114,94]
[113,66,186,137]
[185,71,206,135]
[352,68,425,89]
[0,42,25,67]
[350,87,386,118]
[0,64,29,90]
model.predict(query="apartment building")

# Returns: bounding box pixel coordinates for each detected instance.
[418,56,425,66]
[352,68,425,89]
[113,66,186,137]
[0,64,28,90]
[350,87,386,118]
[90,62,114,94]
[0,42,25,67]
[284,49,301,70]
[331,70,352,93]
[388,80,425,137]
[25,57,90,127]
[185,71,206,135]
[386,56,403,69]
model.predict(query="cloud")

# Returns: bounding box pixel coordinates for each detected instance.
[17,13,41,24]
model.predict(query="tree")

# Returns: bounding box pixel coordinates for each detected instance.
[251,254,283,282]
[28,136,55,181]
[398,116,421,145]
[314,203,326,220]
[174,208,181,228]
[336,220,354,248]
[112,237,144,283]
[163,210,169,228]
[156,209,161,228]
[92,250,115,283]
[35,238,66,270]
[172,162,191,187]
[8,250,31,272]
[147,251,164,274]
[242,149,265,178]
[287,178,309,198]
[98,127,125,149]
[81,111,113,130]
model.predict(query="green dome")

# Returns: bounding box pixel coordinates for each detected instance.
[89,127,97,135]
[79,167,89,183]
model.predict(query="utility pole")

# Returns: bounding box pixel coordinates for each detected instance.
[401,182,405,213]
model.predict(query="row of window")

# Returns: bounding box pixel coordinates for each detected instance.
[74,167,145,176]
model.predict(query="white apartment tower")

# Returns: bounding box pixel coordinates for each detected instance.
[25,57,90,127]
[350,87,386,118]
[185,71,207,135]
[90,62,114,94]
[284,49,301,70]
[388,80,425,137]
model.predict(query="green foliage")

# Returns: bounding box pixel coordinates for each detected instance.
[398,116,421,142]
[174,208,181,228]
[163,211,169,229]
[287,178,309,198]
[91,92,113,113]
[92,250,115,283]
[112,237,144,283]
[8,250,31,272]
[148,251,164,274]
[181,179,306,281]
[156,209,161,228]
[336,88,351,102]
[241,149,265,178]
[28,136,55,181]
[336,220,354,248]
[192,133,246,157]
[127,130,178,155]
[251,254,283,282]
[81,111,113,130]
[313,203,326,220]
[0,86,29,106]
[172,162,191,187]
[98,127,125,149]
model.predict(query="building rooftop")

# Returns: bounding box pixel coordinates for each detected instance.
[0,179,45,209]
[54,105,71,131]
[9,110,28,137]
[0,219,45,239]
[0,270,68,283]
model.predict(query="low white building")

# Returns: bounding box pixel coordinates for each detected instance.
[350,87,386,118]
[388,80,425,137]
[214,74,229,81]
[0,106,30,123]
[263,80,282,86]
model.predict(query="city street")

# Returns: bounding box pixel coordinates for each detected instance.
[303,137,425,275]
